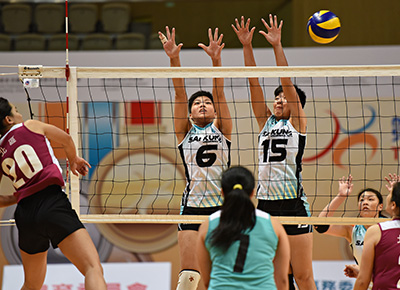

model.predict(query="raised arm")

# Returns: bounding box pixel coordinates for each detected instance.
[315,175,354,241]
[385,173,400,193]
[232,16,270,130]
[159,26,190,143]
[199,28,232,139]
[260,14,306,134]
[24,120,90,176]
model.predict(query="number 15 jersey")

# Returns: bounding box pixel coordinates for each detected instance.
[257,115,306,201]
[0,123,64,202]
[178,123,231,208]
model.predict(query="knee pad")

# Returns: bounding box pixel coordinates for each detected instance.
[176,269,201,290]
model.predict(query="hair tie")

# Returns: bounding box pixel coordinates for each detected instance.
[233,184,243,190]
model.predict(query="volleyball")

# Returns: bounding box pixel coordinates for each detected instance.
[307,10,341,44]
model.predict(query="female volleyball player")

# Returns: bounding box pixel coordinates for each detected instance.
[159,27,232,290]
[0,98,106,290]
[353,175,400,290]
[315,175,386,283]
[232,15,314,290]
[197,166,290,290]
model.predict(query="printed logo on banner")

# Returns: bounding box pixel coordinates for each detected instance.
[312,261,354,290]
[315,280,353,290]
[2,263,170,290]
[302,106,400,166]
[128,283,148,290]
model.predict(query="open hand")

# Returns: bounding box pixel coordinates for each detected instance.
[232,16,255,46]
[385,173,400,193]
[259,14,283,47]
[338,174,354,197]
[198,28,225,62]
[158,26,183,59]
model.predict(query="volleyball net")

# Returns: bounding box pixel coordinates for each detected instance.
[15,64,400,225]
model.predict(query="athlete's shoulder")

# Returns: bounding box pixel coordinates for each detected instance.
[379,219,400,231]
[266,115,276,125]
[353,224,367,232]
[24,119,46,135]
[260,115,276,132]
[178,125,197,146]
[209,210,221,221]
[255,209,270,220]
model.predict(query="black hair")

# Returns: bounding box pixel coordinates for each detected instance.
[357,188,385,217]
[0,97,12,134]
[357,188,383,204]
[274,84,307,108]
[187,90,214,113]
[209,166,255,251]
[390,182,400,214]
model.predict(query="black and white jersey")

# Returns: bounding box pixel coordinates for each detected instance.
[257,115,306,200]
[178,123,231,208]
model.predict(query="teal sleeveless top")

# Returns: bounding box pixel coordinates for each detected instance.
[205,209,278,289]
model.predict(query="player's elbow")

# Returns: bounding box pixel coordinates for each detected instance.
[275,274,288,290]
[354,281,368,290]
[61,134,74,148]
[354,276,370,289]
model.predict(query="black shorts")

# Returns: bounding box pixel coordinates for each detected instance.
[178,206,221,231]
[257,197,312,235]
[15,185,85,254]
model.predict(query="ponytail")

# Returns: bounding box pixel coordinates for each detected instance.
[210,166,255,251]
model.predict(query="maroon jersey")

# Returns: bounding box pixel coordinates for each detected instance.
[0,123,64,202]
[372,218,400,290]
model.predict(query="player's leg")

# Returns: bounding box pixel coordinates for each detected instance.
[177,230,201,290]
[20,250,47,290]
[177,206,219,289]
[288,233,316,290]
[15,188,52,290]
[288,272,297,289]
[58,228,107,290]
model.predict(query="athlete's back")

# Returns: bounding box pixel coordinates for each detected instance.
[205,209,278,290]
[0,123,64,202]
[373,219,400,289]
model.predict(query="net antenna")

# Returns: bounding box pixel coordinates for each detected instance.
[64,0,80,210]
[65,0,70,199]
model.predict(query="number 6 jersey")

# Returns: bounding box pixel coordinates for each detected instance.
[178,123,231,208]
[257,115,306,201]
[0,123,64,202]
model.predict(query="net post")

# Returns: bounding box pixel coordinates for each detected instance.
[68,66,80,215]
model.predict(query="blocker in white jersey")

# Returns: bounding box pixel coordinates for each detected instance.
[233,14,317,290]
[179,123,231,208]
[160,26,233,290]
[257,115,306,201]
